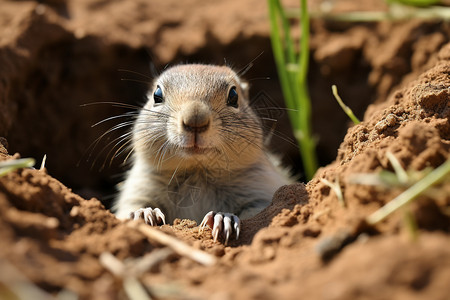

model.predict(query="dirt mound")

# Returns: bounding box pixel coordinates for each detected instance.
[1,38,449,300]
[0,0,449,299]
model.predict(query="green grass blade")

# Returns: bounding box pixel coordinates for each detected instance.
[387,0,440,7]
[298,0,310,85]
[296,84,317,179]
[296,0,317,179]
[268,0,318,180]
[366,159,450,225]
[331,85,360,125]
[268,0,298,128]
[274,0,296,64]
[0,158,36,177]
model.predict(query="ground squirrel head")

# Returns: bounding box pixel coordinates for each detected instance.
[133,64,264,174]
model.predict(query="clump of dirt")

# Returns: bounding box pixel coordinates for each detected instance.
[0,0,449,299]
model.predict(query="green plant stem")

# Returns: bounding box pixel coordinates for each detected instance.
[286,4,450,21]
[274,0,296,64]
[298,0,309,86]
[296,0,317,179]
[387,0,440,7]
[331,85,360,125]
[366,159,450,225]
[295,84,317,179]
[268,0,318,180]
[268,0,297,127]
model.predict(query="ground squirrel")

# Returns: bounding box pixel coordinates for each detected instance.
[114,64,292,244]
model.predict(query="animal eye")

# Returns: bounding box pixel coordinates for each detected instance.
[227,86,238,108]
[153,86,164,104]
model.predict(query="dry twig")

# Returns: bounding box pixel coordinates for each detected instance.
[127,222,217,266]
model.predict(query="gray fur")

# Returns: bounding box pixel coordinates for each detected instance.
[114,64,292,223]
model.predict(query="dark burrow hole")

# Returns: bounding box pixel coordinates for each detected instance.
[4,34,375,209]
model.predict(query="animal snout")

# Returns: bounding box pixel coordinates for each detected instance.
[182,102,211,133]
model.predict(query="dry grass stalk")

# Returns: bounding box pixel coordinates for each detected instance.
[128,221,217,266]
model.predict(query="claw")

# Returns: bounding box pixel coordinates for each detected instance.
[212,214,224,243]
[144,209,155,226]
[200,211,241,244]
[200,211,215,233]
[232,215,240,240]
[128,207,166,226]
[154,208,166,225]
[223,214,232,245]
[133,209,144,221]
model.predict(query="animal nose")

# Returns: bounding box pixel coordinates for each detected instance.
[183,117,210,133]
[182,103,210,133]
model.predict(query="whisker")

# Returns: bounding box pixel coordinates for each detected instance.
[247,77,270,82]
[106,137,133,169]
[253,107,297,112]
[91,112,138,128]
[80,101,144,110]
[237,51,264,76]
[168,158,184,186]
[123,146,135,165]
[262,125,298,149]
[97,131,134,170]
[118,69,152,79]
[112,138,133,160]
[80,100,172,170]
[120,78,151,85]
[259,117,278,123]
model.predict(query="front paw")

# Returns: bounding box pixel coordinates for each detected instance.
[199,211,240,245]
[129,207,166,226]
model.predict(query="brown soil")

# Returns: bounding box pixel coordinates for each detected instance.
[0,0,449,299]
